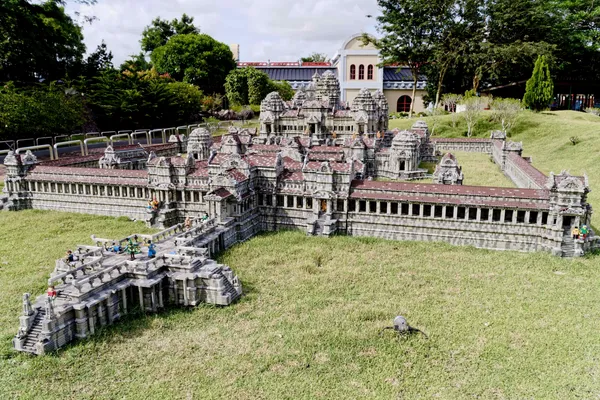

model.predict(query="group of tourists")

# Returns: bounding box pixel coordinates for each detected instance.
[571,224,589,240]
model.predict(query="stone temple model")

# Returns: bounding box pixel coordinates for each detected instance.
[3,73,599,352]
[13,218,242,355]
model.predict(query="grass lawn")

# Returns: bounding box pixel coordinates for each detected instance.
[390,110,600,225]
[452,151,514,187]
[213,119,260,137]
[1,215,599,398]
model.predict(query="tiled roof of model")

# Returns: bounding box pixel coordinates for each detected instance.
[227,168,248,182]
[351,180,549,200]
[431,137,493,143]
[507,153,548,187]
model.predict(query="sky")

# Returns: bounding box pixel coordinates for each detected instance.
[65,0,381,66]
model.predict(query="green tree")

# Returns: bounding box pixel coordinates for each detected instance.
[141,14,200,53]
[523,55,554,112]
[167,82,203,122]
[83,41,113,80]
[120,53,152,73]
[150,34,235,94]
[224,68,249,106]
[491,97,521,134]
[269,80,294,101]
[301,53,329,63]
[0,0,86,83]
[0,82,86,139]
[364,0,444,117]
[225,67,294,106]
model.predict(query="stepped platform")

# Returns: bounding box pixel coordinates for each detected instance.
[13,218,242,355]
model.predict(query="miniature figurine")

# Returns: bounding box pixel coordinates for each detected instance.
[22,293,33,316]
[65,250,74,264]
[123,238,141,261]
[148,197,160,211]
[112,242,122,253]
[147,241,156,258]
[571,226,580,239]
[184,216,192,231]
[201,212,209,222]
[47,285,57,299]
[580,225,589,239]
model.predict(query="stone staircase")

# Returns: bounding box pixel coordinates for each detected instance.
[313,219,324,236]
[220,274,240,300]
[561,231,576,258]
[21,309,46,354]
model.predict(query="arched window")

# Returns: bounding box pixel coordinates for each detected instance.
[397,95,412,112]
[359,65,365,80]
[367,65,374,80]
[350,65,356,80]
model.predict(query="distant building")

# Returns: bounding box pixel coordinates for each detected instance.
[237,34,427,114]
[229,44,240,62]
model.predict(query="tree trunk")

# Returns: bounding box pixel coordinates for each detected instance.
[410,70,418,118]
[434,63,449,109]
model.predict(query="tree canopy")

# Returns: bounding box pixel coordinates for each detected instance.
[225,67,294,107]
[141,14,200,53]
[0,0,85,83]
[301,53,329,63]
[151,34,235,94]
[373,0,600,105]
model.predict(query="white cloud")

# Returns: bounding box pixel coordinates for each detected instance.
[65,0,380,65]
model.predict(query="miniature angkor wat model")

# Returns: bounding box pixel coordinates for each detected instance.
[4,74,598,353]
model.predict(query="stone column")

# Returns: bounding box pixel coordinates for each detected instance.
[512,211,518,224]
[88,306,95,336]
[476,208,482,222]
[500,209,506,224]
[182,278,188,306]
[106,297,114,324]
[453,207,458,219]
[158,280,164,308]
[122,288,127,314]
[150,288,156,312]
[138,286,145,311]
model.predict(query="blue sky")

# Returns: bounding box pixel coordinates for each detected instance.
[65,0,381,66]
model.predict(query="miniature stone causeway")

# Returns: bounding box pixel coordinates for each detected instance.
[3,74,598,353]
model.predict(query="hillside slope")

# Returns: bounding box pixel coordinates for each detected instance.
[390,111,600,225]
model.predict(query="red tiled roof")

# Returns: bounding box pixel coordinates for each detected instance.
[246,154,277,167]
[30,165,147,178]
[351,180,549,200]
[507,153,548,187]
[190,161,209,177]
[280,170,304,181]
[283,157,303,170]
[211,188,232,198]
[431,138,493,143]
[227,168,248,182]
[251,144,281,152]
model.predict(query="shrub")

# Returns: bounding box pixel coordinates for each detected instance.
[585,107,600,116]
[570,136,580,145]
[523,55,554,112]
[460,96,486,137]
[491,98,522,135]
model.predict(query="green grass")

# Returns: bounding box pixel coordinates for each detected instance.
[391,110,600,224]
[1,226,599,399]
[452,151,514,187]
[213,119,260,137]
